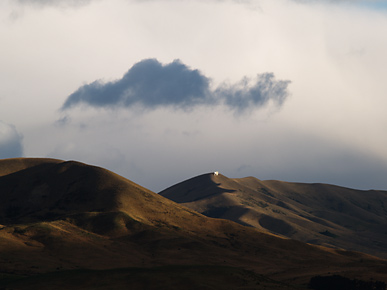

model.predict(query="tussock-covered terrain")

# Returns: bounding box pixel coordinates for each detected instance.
[160,173,387,259]
[0,158,386,289]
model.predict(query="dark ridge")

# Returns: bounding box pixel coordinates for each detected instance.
[159,173,235,202]
[0,160,122,224]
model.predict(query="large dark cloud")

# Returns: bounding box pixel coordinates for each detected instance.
[62,59,212,111]
[62,58,291,113]
[0,121,23,159]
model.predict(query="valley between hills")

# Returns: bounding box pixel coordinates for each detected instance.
[0,158,386,289]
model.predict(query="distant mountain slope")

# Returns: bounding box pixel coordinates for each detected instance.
[0,159,386,289]
[159,172,387,259]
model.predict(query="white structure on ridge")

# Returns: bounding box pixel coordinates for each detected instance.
[213,171,219,176]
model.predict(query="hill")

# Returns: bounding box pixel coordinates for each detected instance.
[0,159,387,289]
[159,172,387,259]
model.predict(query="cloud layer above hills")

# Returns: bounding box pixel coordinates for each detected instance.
[1,0,387,191]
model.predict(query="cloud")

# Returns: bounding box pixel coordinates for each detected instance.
[62,59,212,111]
[13,0,247,9]
[55,115,70,127]
[0,121,23,159]
[15,0,93,8]
[61,58,291,114]
[292,0,387,9]
[215,73,290,113]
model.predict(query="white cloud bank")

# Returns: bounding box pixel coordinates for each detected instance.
[1,0,387,191]
[15,0,93,8]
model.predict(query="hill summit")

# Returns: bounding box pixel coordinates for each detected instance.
[159,172,387,259]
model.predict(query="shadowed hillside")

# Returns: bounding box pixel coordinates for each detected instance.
[0,159,387,289]
[159,173,387,259]
[0,266,302,290]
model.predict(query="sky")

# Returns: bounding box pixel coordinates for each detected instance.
[1,0,387,192]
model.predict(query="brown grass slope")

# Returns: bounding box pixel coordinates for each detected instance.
[0,159,387,289]
[159,173,387,259]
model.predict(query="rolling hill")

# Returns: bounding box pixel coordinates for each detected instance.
[0,158,386,289]
[159,172,387,259]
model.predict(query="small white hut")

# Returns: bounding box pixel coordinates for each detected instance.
[213,171,219,176]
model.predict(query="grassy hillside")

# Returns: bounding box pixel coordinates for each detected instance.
[0,158,386,289]
[159,173,387,259]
